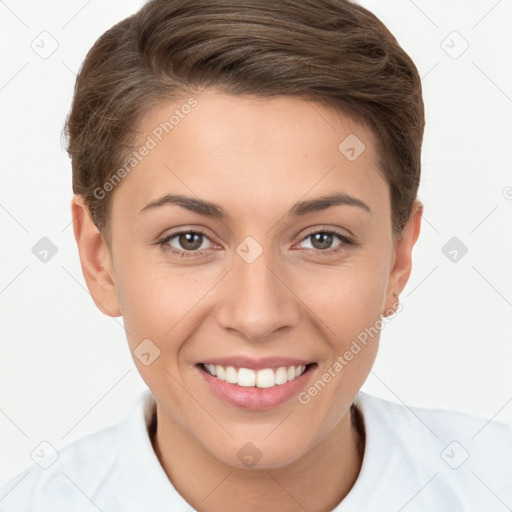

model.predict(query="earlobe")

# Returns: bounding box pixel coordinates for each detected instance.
[383,200,423,314]
[382,292,400,318]
[71,195,121,317]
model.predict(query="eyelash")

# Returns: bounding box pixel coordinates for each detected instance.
[158,227,354,259]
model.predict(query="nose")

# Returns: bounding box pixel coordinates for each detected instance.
[215,248,301,342]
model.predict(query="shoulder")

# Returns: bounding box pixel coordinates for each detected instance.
[358,392,512,453]
[0,422,120,511]
[357,391,512,444]
[0,391,167,512]
[343,392,512,511]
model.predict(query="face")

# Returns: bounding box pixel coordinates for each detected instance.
[73,90,420,469]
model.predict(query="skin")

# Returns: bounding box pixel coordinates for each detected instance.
[72,89,422,512]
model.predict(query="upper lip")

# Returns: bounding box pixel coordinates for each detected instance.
[198,356,314,371]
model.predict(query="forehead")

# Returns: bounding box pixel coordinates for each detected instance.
[111,90,388,222]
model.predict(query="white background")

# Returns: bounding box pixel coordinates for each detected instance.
[0,0,511,487]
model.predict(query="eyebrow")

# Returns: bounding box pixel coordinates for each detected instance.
[139,191,371,218]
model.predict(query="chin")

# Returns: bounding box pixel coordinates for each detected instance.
[203,435,311,471]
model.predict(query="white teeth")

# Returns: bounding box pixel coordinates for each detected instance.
[237,368,256,387]
[225,366,237,384]
[275,367,288,385]
[203,363,308,388]
[256,368,275,388]
[216,365,225,381]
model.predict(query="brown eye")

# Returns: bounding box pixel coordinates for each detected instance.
[297,229,353,255]
[162,231,213,254]
[177,232,204,251]
[309,232,334,250]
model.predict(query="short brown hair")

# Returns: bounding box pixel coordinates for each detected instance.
[64,0,424,244]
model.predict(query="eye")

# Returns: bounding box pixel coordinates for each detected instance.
[159,230,214,257]
[297,229,353,254]
[157,227,354,259]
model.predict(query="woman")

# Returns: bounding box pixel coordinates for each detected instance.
[1,0,510,510]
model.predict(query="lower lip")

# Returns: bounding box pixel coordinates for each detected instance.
[196,364,316,411]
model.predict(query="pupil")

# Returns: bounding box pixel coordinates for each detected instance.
[180,232,202,250]
[311,232,333,250]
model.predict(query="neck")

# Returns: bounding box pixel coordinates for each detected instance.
[152,403,365,512]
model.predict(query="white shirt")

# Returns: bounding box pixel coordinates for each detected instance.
[1,390,510,511]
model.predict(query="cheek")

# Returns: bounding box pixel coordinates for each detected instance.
[292,257,388,394]
[116,260,218,359]
[119,274,181,342]
[295,257,389,340]
[292,262,386,429]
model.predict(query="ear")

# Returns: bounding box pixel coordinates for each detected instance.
[383,200,423,314]
[71,195,121,317]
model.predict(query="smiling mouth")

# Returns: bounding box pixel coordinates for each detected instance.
[198,362,316,389]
